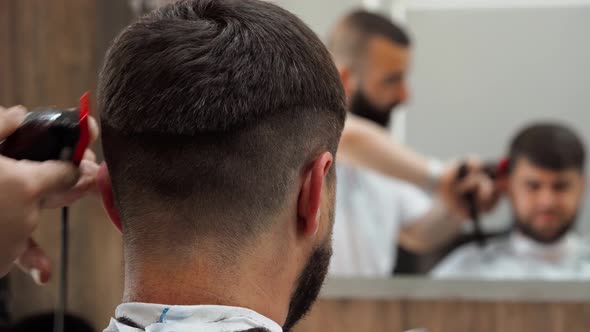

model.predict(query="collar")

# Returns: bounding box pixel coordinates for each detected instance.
[105,302,282,332]
[510,231,578,262]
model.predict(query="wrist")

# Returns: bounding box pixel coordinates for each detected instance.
[424,158,444,192]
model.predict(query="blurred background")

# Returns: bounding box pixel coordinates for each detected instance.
[1,0,590,331]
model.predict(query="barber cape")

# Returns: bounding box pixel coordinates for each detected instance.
[432,231,590,280]
[104,303,282,332]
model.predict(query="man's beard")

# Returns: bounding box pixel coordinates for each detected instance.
[350,90,398,128]
[514,213,577,244]
[282,240,332,331]
[282,199,335,332]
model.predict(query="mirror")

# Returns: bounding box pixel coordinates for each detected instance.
[277,0,590,283]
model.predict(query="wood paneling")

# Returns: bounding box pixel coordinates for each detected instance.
[295,299,404,331]
[295,299,590,332]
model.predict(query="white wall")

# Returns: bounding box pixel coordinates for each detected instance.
[272,0,400,41]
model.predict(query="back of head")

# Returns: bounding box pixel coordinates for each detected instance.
[327,9,411,68]
[508,123,585,172]
[99,0,345,252]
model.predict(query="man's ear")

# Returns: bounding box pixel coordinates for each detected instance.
[96,162,123,233]
[496,174,510,194]
[297,152,333,238]
[338,66,355,98]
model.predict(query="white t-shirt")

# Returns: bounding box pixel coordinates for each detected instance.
[432,231,590,280]
[104,302,282,332]
[329,164,432,277]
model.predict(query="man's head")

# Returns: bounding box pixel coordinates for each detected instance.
[327,10,411,127]
[97,0,345,327]
[506,123,586,244]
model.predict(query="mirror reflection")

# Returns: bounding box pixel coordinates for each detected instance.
[273,0,590,281]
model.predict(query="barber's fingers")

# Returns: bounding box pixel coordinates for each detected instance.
[455,173,478,194]
[459,156,483,177]
[75,159,100,193]
[41,159,100,208]
[439,156,481,195]
[456,173,500,214]
[88,116,99,142]
[0,106,27,139]
[439,157,501,220]
[82,149,96,163]
[15,238,52,285]
[437,162,471,219]
[16,160,80,201]
[474,175,498,212]
[458,156,502,208]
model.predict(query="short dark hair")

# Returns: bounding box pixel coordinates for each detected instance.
[98,0,345,248]
[327,9,411,68]
[509,123,585,172]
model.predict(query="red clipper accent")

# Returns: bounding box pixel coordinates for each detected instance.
[73,91,90,166]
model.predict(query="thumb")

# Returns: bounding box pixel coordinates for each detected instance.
[0,106,27,139]
[15,238,52,285]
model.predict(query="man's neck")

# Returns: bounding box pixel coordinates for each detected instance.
[121,237,299,328]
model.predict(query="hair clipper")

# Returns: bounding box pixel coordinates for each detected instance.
[0,92,90,164]
[457,158,510,247]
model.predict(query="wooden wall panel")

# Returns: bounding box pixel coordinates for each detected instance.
[295,299,404,331]
[294,299,590,332]
[0,1,16,103]
[401,300,498,332]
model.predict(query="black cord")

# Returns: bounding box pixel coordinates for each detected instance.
[53,207,69,332]
[457,163,486,248]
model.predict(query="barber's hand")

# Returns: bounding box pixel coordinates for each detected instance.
[0,105,100,284]
[437,159,500,221]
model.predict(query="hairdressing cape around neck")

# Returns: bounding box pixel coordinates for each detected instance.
[104,303,282,332]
